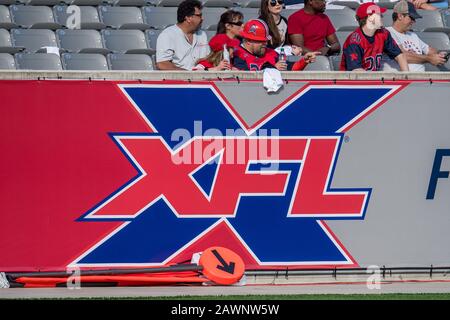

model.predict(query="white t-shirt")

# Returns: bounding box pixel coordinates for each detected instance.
[383,26,430,72]
[156,24,210,70]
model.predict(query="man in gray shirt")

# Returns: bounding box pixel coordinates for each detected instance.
[156,0,210,70]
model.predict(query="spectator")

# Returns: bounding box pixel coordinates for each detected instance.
[340,3,409,71]
[193,34,237,70]
[156,0,210,70]
[216,10,244,46]
[259,0,289,49]
[384,0,447,71]
[288,0,340,56]
[233,19,319,71]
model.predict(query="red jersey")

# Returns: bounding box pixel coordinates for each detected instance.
[233,45,279,71]
[340,27,401,71]
[287,9,336,51]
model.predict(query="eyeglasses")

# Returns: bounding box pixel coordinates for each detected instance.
[191,13,203,18]
[228,21,243,26]
[269,0,284,6]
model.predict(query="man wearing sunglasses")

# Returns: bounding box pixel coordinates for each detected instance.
[383,0,447,72]
[156,0,210,70]
[288,0,340,56]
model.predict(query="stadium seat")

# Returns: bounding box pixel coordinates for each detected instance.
[156,0,184,6]
[142,6,177,29]
[0,52,15,69]
[304,55,332,71]
[204,30,216,41]
[53,5,106,30]
[383,9,393,27]
[62,52,109,70]
[376,0,398,10]
[325,8,358,31]
[335,31,351,46]
[328,1,360,10]
[102,29,155,54]
[443,9,450,28]
[68,0,111,5]
[15,52,62,70]
[108,53,153,70]
[239,0,261,8]
[0,0,16,5]
[202,0,235,7]
[145,29,162,49]
[56,29,111,54]
[112,0,153,6]
[23,0,64,5]
[10,5,61,29]
[413,10,450,33]
[98,5,150,30]
[0,5,17,30]
[237,7,259,21]
[328,54,341,71]
[201,7,227,30]
[11,29,58,52]
[0,28,24,53]
[417,32,450,50]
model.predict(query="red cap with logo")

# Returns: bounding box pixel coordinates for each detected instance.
[208,34,240,52]
[356,2,386,19]
[239,19,271,42]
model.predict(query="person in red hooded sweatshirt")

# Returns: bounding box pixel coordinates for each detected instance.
[232,19,319,71]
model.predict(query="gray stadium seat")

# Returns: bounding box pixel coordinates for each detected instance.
[53,5,106,30]
[15,52,62,70]
[203,0,235,7]
[377,0,398,10]
[56,29,111,54]
[383,9,393,28]
[238,7,259,22]
[68,0,111,5]
[240,0,261,8]
[145,29,162,49]
[11,29,58,52]
[329,54,341,71]
[156,0,184,6]
[204,30,216,41]
[10,5,61,29]
[326,8,358,31]
[0,5,17,29]
[142,6,177,29]
[108,53,153,70]
[417,32,450,50]
[443,9,450,28]
[335,31,351,46]
[328,1,359,10]
[0,28,25,53]
[413,10,450,33]
[112,0,152,6]
[102,29,155,54]
[304,55,332,71]
[0,0,16,5]
[62,52,109,70]
[0,52,15,69]
[23,0,63,5]
[202,7,227,30]
[98,5,150,30]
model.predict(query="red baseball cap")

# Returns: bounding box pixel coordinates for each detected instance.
[208,34,240,52]
[356,2,386,19]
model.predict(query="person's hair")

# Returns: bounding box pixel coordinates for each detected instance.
[392,12,399,22]
[356,16,367,28]
[216,10,244,34]
[177,0,203,23]
[259,0,282,47]
[196,50,224,67]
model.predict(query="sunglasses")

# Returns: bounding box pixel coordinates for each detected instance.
[228,21,243,26]
[269,0,284,6]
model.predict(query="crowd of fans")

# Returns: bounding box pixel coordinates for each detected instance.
[156,0,450,71]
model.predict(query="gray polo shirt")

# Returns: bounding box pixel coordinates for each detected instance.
[156,25,210,70]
